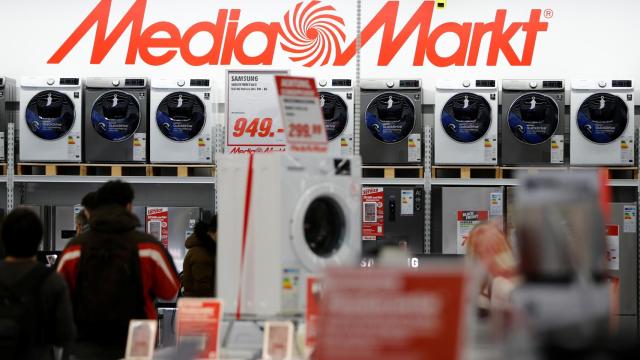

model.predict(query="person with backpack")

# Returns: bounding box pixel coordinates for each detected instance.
[57,180,179,359]
[0,208,75,360]
[183,216,217,297]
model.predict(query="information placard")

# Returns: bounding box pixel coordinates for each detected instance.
[125,320,157,360]
[315,267,467,360]
[226,70,288,154]
[275,75,328,153]
[176,298,223,360]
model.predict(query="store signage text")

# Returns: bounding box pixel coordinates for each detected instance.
[48,0,549,67]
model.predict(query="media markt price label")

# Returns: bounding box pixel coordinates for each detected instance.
[275,76,328,153]
[226,70,288,154]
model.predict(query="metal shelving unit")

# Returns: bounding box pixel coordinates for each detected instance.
[13,175,215,185]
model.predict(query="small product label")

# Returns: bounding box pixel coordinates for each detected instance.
[340,136,353,156]
[621,135,633,164]
[281,267,300,314]
[408,133,421,162]
[623,205,637,233]
[197,132,212,162]
[400,190,414,216]
[489,192,503,216]
[0,132,5,161]
[484,137,497,164]
[550,134,564,164]
[606,225,620,270]
[456,210,489,254]
[67,131,81,161]
[133,133,146,162]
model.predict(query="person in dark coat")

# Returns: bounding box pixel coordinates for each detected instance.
[182,216,217,297]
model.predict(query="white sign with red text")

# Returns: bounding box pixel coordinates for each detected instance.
[275,75,328,153]
[226,70,288,154]
[146,207,169,248]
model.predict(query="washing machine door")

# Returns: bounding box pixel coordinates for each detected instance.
[156,91,206,142]
[25,91,75,140]
[441,92,492,143]
[319,91,348,141]
[365,92,415,143]
[91,91,140,142]
[577,93,628,144]
[291,184,359,272]
[508,93,559,145]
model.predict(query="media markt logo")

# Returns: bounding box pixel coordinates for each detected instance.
[48,0,549,67]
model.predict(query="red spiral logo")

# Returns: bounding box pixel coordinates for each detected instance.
[279,1,346,67]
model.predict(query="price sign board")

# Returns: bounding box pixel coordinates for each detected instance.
[226,70,288,154]
[176,298,223,359]
[315,267,467,360]
[275,75,328,153]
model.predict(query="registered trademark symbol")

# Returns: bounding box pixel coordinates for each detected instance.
[544,9,553,19]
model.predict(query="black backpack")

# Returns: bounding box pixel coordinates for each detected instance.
[0,264,52,359]
[74,231,146,347]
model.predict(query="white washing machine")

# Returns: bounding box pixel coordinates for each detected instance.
[435,80,498,165]
[19,77,82,162]
[317,78,354,156]
[150,78,214,163]
[570,79,635,166]
[217,153,361,318]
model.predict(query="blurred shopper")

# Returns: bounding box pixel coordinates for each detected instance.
[80,191,99,222]
[57,180,179,359]
[183,216,217,297]
[74,211,89,237]
[466,221,520,313]
[0,208,75,359]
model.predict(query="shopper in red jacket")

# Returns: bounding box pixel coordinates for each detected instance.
[57,181,179,359]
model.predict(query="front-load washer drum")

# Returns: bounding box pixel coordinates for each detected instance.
[577,93,628,144]
[319,91,348,141]
[365,92,415,143]
[156,91,206,142]
[25,91,75,140]
[441,92,491,143]
[508,93,559,145]
[91,91,140,142]
[303,196,346,258]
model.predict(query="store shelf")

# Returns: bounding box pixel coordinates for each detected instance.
[428,178,520,186]
[428,178,639,187]
[362,177,425,186]
[0,176,7,183]
[13,175,215,185]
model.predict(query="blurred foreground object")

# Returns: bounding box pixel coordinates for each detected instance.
[313,262,467,360]
[506,170,616,358]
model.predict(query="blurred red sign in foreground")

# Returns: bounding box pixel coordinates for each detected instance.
[314,267,467,360]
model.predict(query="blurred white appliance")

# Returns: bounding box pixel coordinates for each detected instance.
[434,79,498,165]
[19,77,82,162]
[218,153,361,318]
[150,78,214,163]
[570,79,635,166]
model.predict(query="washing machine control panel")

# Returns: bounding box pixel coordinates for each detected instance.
[476,80,496,88]
[612,80,632,88]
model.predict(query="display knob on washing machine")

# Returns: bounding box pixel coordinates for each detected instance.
[529,81,538,89]
[462,80,471,87]
[598,81,607,88]
[386,81,395,88]
[46,79,55,86]
[319,80,327,87]
[112,80,120,87]
[177,80,185,87]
